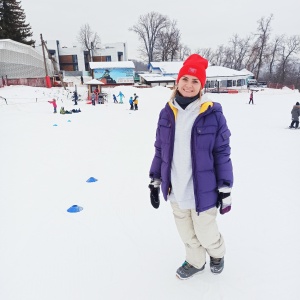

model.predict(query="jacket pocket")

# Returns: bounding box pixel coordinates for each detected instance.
[158,118,171,144]
[196,126,217,135]
[221,129,231,141]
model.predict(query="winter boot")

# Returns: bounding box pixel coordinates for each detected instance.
[210,257,224,274]
[176,261,205,280]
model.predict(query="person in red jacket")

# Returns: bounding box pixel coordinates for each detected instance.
[48,99,57,113]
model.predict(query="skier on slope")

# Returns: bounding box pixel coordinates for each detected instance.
[289,102,300,129]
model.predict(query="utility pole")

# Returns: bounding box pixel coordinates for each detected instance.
[40,34,66,90]
[40,34,48,76]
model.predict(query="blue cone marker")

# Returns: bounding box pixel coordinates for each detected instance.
[86,177,98,183]
[67,205,83,213]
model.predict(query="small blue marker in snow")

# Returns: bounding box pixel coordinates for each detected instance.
[67,205,83,213]
[86,177,98,183]
[67,120,71,122]
[53,124,58,126]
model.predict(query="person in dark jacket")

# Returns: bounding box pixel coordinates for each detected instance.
[289,102,300,128]
[148,54,233,280]
[73,91,78,105]
[113,94,118,103]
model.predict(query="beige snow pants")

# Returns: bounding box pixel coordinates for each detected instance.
[171,202,225,269]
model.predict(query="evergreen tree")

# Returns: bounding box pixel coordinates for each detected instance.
[0,0,34,46]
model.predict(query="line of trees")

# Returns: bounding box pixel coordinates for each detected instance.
[2,4,300,89]
[130,12,300,89]
[0,0,34,46]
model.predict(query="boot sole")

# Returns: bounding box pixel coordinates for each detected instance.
[176,269,204,280]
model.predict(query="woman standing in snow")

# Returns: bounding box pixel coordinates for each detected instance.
[148,54,233,280]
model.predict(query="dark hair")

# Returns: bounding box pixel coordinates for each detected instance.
[296,102,300,105]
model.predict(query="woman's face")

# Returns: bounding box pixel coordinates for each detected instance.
[177,75,201,97]
[177,75,201,98]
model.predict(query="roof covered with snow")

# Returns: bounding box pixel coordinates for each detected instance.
[149,61,252,79]
[149,61,183,74]
[84,79,104,85]
[139,73,176,82]
[206,66,250,78]
[89,61,135,69]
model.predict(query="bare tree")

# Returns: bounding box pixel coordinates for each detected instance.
[227,34,252,70]
[177,44,191,60]
[129,11,169,64]
[77,23,101,62]
[265,35,284,81]
[195,48,215,62]
[277,35,300,83]
[210,45,226,66]
[155,20,181,61]
[253,15,273,79]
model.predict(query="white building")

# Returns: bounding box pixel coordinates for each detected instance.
[148,61,253,90]
[35,40,128,75]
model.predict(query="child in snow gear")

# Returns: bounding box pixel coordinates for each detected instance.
[91,92,96,106]
[149,54,233,280]
[129,97,134,110]
[113,94,118,103]
[117,91,125,104]
[60,107,72,114]
[48,99,57,113]
[249,91,254,104]
[289,102,300,128]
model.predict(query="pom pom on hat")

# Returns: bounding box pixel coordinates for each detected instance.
[177,54,208,88]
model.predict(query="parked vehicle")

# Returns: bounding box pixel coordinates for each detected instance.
[247,79,257,86]
[257,81,267,88]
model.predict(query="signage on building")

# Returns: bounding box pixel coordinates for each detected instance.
[93,68,134,84]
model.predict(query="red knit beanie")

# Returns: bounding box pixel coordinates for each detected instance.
[177,54,208,88]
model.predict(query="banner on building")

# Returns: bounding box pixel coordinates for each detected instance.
[93,68,134,84]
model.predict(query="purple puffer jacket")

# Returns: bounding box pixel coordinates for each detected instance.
[149,101,233,213]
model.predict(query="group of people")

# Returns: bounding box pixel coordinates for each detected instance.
[129,93,139,110]
[60,107,81,114]
[48,98,81,114]
[112,91,125,104]
[112,91,139,110]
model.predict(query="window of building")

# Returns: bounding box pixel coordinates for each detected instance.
[118,52,123,61]
[106,56,111,62]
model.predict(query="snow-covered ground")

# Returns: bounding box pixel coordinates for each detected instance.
[0,83,299,300]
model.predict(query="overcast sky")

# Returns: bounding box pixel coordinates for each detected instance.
[21,0,300,61]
